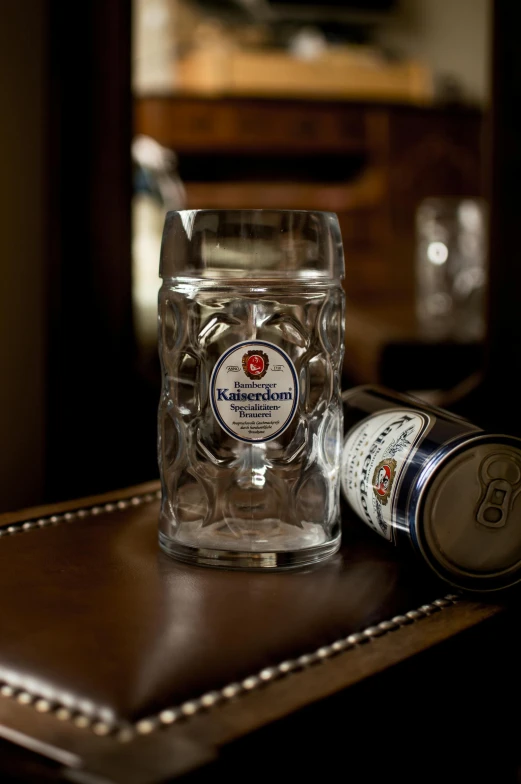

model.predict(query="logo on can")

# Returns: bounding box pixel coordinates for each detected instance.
[372,458,397,505]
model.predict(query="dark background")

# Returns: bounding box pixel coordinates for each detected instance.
[2,0,520,513]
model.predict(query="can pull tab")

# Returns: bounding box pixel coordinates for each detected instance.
[476,455,521,529]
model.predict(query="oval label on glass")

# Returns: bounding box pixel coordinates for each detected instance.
[210,340,299,443]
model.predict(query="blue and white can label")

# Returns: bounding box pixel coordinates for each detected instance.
[341,409,431,541]
[210,340,299,443]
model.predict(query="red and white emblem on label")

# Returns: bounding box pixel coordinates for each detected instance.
[372,458,397,505]
[242,350,269,380]
[247,355,264,375]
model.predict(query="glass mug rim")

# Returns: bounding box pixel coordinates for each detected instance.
[159,208,345,281]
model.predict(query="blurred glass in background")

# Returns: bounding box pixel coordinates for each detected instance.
[132,134,186,347]
[415,197,487,342]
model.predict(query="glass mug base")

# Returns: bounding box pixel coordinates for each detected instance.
[159,528,341,571]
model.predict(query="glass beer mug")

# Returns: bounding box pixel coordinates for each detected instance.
[157,210,345,569]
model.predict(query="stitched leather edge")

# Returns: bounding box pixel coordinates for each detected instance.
[128,592,460,743]
[0,490,162,536]
[0,491,460,741]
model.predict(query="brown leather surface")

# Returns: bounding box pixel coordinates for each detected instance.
[0,488,450,725]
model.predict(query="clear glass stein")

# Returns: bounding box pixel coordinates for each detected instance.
[157,210,345,569]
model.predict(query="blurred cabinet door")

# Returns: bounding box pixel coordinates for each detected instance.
[135,96,483,308]
[46,1,158,502]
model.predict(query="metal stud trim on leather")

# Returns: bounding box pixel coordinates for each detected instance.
[0,490,460,741]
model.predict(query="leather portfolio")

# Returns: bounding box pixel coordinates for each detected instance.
[0,481,506,783]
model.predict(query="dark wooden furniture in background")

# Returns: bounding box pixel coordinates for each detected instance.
[46,1,159,504]
[135,96,483,306]
[483,1,521,433]
[135,95,484,392]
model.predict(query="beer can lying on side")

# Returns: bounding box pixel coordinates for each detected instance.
[341,385,521,592]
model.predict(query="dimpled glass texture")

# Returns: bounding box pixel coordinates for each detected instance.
[158,210,345,569]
